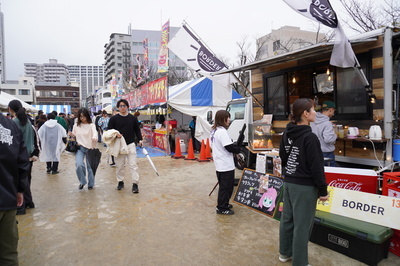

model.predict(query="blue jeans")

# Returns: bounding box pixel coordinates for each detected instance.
[322,152,336,167]
[75,146,94,187]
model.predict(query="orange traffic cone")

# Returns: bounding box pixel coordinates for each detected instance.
[173,137,185,159]
[197,139,210,162]
[205,138,212,159]
[185,138,196,160]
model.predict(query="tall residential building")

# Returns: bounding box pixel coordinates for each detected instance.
[24,59,70,85]
[0,6,6,83]
[68,65,105,106]
[256,26,327,60]
[104,33,131,84]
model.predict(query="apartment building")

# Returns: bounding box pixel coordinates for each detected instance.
[257,26,327,60]
[104,33,131,84]
[25,59,70,85]
[68,65,105,106]
[0,76,35,104]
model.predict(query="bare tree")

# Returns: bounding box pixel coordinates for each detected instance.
[339,0,400,33]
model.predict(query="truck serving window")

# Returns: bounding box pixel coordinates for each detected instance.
[265,74,287,119]
[336,66,370,119]
[227,102,246,121]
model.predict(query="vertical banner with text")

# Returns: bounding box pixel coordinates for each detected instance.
[158,20,169,73]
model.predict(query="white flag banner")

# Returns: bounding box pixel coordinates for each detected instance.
[283,0,358,68]
[168,24,227,76]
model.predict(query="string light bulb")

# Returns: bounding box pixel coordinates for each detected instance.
[326,68,330,75]
[328,75,332,81]
[292,76,296,84]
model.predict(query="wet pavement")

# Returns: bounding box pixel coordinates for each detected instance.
[17,144,399,265]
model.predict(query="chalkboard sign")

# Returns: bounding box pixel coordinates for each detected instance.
[234,168,284,220]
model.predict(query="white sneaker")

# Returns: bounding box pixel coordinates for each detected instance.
[278,254,292,262]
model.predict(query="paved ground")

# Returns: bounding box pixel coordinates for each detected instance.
[16,144,399,265]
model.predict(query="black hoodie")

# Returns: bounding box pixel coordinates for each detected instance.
[0,113,30,211]
[279,123,328,197]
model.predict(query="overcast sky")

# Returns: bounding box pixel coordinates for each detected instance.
[0,0,383,80]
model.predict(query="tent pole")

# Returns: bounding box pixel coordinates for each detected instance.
[231,73,263,108]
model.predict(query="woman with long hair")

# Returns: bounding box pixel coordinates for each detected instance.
[278,98,329,265]
[210,110,241,215]
[69,108,97,190]
[8,100,38,214]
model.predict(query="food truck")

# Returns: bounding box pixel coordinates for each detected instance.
[221,27,400,170]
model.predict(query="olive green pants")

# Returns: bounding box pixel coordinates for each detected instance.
[279,182,318,266]
[0,210,19,266]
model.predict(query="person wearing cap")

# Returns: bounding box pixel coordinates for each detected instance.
[310,100,337,166]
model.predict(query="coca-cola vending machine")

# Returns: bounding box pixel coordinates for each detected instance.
[324,167,378,194]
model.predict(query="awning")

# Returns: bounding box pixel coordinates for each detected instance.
[32,105,71,114]
[0,91,38,113]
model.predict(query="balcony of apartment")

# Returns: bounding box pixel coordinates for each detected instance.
[106,47,115,57]
[122,50,131,57]
[104,40,115,50]
[106,54,115,63]
[105,61,115,70]
[105,68,116,77]
[122,43,131,50]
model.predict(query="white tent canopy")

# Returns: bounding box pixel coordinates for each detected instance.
[168,74,241,141]
[0,91,38,113]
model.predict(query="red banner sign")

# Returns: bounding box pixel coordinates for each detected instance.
[122,76,167,108]
[153,131,168,151]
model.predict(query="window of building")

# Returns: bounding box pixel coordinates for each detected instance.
[149,42,158,47]
[103,92,111,98]
[273,40,281,52]
[2,89,16,95]
[19,89,30,95]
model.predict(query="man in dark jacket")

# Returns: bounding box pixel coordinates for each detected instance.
[0,113,30,265]
[108,100,142,193]
[94,111,102,143]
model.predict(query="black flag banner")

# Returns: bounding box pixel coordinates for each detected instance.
[307,0,338,28]
[283,0,372,97]
[283,0,356,68]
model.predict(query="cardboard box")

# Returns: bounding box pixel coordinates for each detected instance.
[310,210,393,265]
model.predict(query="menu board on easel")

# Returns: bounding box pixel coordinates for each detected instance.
[234,168,284,220]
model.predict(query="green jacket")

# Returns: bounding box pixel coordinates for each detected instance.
[55,116,68,130]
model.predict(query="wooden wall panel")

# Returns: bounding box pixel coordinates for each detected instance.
[372,57,383,69]
[373,79,384,92]
[252,73,263,89]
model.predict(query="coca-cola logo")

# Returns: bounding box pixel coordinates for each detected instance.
[329,180,363,191]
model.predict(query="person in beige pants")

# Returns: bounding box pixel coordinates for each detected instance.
[107,99,142,193]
